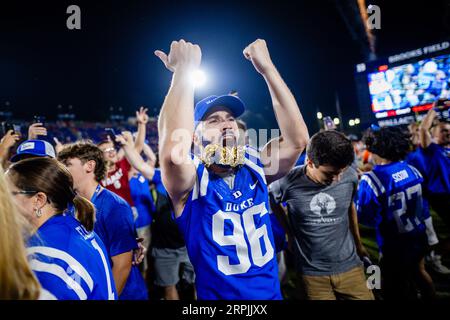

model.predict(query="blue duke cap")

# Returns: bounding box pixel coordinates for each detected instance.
[194,94,245,127]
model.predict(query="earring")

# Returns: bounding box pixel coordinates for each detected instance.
[35,208,43,218]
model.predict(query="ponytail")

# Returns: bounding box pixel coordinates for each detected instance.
[73,195,96,232]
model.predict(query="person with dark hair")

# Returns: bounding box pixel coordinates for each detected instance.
[270,130,374,300]
[5,157,116,300]
[357,126,435,300]
[57,142,148,300]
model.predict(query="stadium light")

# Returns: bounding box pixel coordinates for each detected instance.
[333,117,340,125]
[316,112,323,120]
[354,118,360,125]
[349,119,355,126]
[191,69,207,88]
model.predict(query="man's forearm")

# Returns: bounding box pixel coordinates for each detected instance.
[263,66,308,149]
[158,69,195,164]
[143,143,157,165]
[0,144,8,163]
[419,109,436,148]
[134,123,146,154]
[111,252,133,295]
[123,144,154,180]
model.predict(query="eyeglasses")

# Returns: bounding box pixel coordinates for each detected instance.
[11,190,38,196]
[102,147,116,154]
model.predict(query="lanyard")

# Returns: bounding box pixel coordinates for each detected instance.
[91,184,103,203]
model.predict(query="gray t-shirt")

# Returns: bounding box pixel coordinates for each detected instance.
[269,165,362,276]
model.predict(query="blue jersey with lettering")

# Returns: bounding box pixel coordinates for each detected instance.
[27,214,117,300]
[405,149,432,221]
[356,161,427,252]
[176,147,282,300]
[407,144,450,196]
[92,187,148,300]
[129,173,154,228]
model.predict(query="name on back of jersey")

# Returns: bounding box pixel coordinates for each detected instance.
[392,169,409,183]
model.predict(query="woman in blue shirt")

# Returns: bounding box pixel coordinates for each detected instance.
[6,157,117,300]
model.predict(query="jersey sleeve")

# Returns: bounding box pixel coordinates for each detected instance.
[356,175,382,227]
[28,247,93,300]
[105,203,138,257]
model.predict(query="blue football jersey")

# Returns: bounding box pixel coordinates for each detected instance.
[176,147,282,300]
[356,161,427,251]
[27,214,117,300]
[129,173,154,228]
[91,187,148,300]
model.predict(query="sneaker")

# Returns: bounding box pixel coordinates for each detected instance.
[426,251,450,275]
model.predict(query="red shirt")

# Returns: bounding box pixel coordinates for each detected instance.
[101,158,134,206]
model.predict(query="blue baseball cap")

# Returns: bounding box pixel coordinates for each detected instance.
[11,140,56,163]
[194,94,245,126]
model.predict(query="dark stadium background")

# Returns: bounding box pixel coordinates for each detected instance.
[1,0,449,132]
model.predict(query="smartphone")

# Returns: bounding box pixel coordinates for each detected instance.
[13,124,21,134]
[1,122,14,136]
[323,116,336,130]
[105,128,122,149]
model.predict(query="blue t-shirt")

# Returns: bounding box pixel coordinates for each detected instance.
[92,187,148,300]
[129,174,154,228]
[356,161,427,252]
[176,147,282,300]
[27,214,117,300]
[407,143,450,196]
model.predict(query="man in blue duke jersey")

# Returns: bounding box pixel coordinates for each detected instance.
[356,126,435,300]
[58,143,148,300]
[155,39,309,299]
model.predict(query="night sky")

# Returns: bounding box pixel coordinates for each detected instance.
[1,0,449,131]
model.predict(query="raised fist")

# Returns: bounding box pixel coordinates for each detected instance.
[154,39,201,73]
[243,39,274,75]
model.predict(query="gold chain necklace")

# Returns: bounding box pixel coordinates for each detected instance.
[199,144,246,168]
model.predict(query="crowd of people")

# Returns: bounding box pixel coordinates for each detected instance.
[0,39,449,300]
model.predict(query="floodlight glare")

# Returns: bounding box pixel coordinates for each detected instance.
[191,70,206,88]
